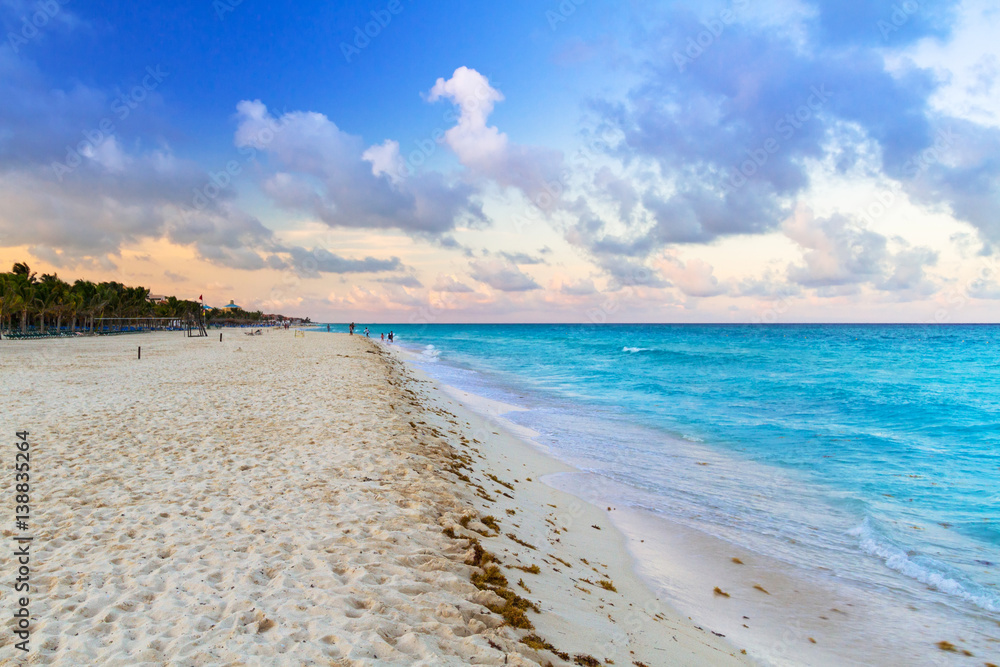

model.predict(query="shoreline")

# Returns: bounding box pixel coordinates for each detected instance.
[387,338,1000,666]
[390,344,752,665]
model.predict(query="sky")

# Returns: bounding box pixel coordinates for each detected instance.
[1,0,999,323]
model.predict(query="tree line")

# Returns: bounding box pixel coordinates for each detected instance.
[0,262,288,334]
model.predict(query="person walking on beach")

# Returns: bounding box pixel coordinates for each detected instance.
[364,327,370,337]
[381,332,385,342]
[388,331,394,343]
[349,322,355,335]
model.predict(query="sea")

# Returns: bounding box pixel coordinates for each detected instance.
[317,323,999,664]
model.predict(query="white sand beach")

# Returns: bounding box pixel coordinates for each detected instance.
[1,331,751,666]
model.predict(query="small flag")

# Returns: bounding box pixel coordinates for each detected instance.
[199,294,203,301]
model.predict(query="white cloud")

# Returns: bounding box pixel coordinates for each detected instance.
[234,100,484,235]
[428,66,507,166]
[558,277,597,296]
[783,208,887,287]
[469,258,541,291]
[362,139,404,184]
[658,255,728,297]
[432,274,474,292]
[428,67,564,203]
[782,207,939,297]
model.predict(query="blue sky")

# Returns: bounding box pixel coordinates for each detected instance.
[2,0,1000,321]
[22,1,612,147]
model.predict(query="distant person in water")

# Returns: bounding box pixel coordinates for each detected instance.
[388,331,394,343]
[349,322,355,335]
[381,332,385,342]
[364,327,370,337]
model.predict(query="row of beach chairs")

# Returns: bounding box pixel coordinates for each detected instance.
[2,330,82,340]
[1,328,163,340]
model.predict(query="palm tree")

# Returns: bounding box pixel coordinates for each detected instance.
[8,276,33,333]
[124,286,152,323]
[65,291,83,333]
[73,279,97,332]
[93,284,117,332]
[1,260,300,336]
[51,281,70,333]
[36,274,62,333]
[3,264,37,333]
[0,274,9,335]
[11,262,35,282]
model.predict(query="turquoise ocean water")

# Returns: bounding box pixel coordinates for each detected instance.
[321,323,999,649]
